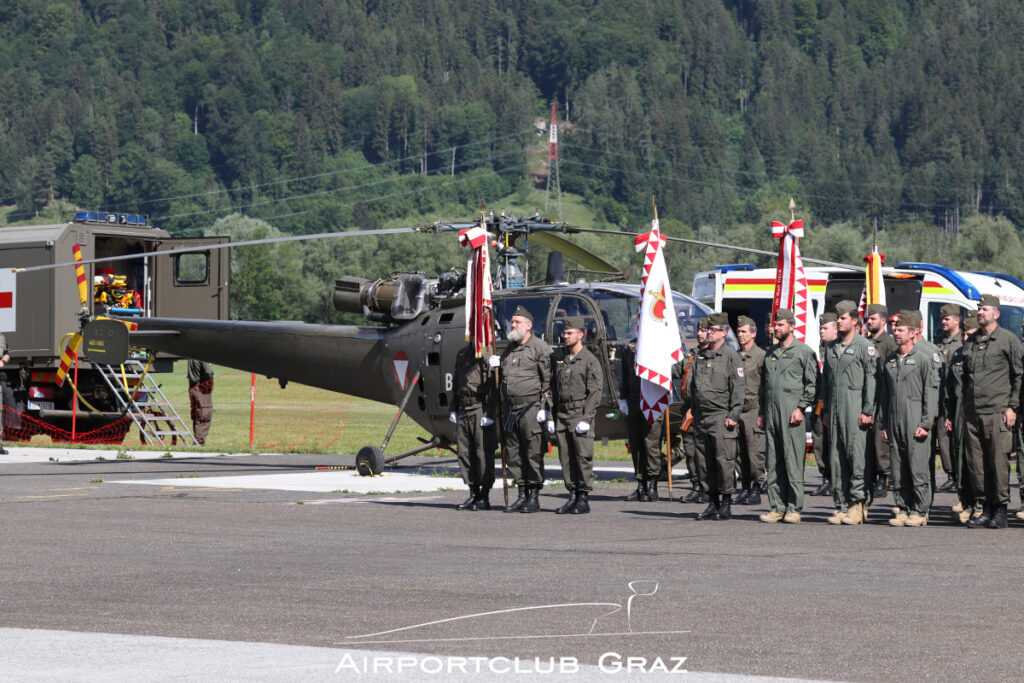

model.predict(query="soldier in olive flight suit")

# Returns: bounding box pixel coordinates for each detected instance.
[943,312,978,523]
[822,300,877,525]
[678,318,710,503]
[687,312,745,521]
[865,303,896,501]
[757,309,819,524]
[811,312,838,496]
[735,315,766,505]
[880,310,940,527]
[551,317,604,515]
[962,294,1022,529]
[451,343,497,511]
[621,342,665,502]
[491,305,552,514]
[934,304,963,492]
[0,332,9,454]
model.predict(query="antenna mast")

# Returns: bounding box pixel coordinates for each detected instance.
[544,101,562,220]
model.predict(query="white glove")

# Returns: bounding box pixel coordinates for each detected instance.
[617,399,628,415]
[480,416,494,427]
[536,409,547,422]
[546,420,555,434]
[488,355,501,368]
[575,421,590,435]
[449,411,457,424]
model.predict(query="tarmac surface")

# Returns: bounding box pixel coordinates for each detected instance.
[2,445,1023,681]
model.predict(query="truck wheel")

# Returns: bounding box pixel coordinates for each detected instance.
[355,446,384,476]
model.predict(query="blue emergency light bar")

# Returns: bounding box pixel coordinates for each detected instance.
[714,263,756,273]
[894,262,980,300]
[73,211,149,227]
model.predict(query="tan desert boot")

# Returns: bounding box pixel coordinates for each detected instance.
[759,511,784,523]
[783,511,801,524]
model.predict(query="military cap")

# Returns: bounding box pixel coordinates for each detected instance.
[819,312,837,324]
[895,309,921,327]
[707,312,730,328]
[562,316,585,332]
[939,303,962,318]
[511,305,533,322]
[697,317,710,330]
[866,303,888,317]
[978,293,1001,309]
[774,308,795,322]
[834,300,859,317]
[736,315,756,329]
[963,311,979,331]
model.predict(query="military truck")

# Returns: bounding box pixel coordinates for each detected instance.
[0,212,228,442]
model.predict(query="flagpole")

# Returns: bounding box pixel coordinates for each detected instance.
[650,197,674,500]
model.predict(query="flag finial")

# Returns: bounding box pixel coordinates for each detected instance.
[788,197,796,222]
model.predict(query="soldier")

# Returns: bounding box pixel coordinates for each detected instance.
[187,359,215,445]
[757,309,818,524]
[944,311,977,523]
[880,311,940,527]
[962,294,1022,529]
[451,343,497,511]
[0,332,9,454]
[551,317,604,514]
[934,304,962,492]
[621,341,664,502]
[811,313,837,496]
[490,305,552,513]
[822,300,877,525]
[678,317,710,504]
[865,303,895,501]
[687,312,744,521]
[735,315,766,505]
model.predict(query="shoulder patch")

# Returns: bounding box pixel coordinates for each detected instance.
[933,352,941,364]
[867,345,876,356]
[737,367,744,378]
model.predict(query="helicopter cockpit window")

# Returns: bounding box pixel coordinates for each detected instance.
[591,291,638,341]
[495,297,551,341]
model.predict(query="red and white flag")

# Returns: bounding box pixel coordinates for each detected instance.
[633,219,683,424]
[770,219,809,342]
[459,226,493,356]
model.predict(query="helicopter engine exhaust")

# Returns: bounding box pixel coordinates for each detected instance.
[334,272,462,323]
[545,251,564,284]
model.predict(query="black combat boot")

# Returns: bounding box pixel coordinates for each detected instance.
[873,476,888,500]
[556,491,579,514]
[571,491,590,514]
[695,493,719,520]
[733,488,749,505]
[987,504,1008,529]
[681,484,704,503]
[745,486,762,506]
[0,444,8,455]
[504,486,528,513]
[811,478,832,496]
[470,488,491,511]
[714,495,733,520]
[520,486,541,513]
[936,476,957,493]
[646,480,659,502]
[625,481,645,501]
[456,486,478,510]
[966,504,992,528]
[638,480,652,502]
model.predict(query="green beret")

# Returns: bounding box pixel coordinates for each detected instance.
[736,315,755,329]
[963,311,979,331]
[775,308,795,322]
[940,303,962,318]
[819,312,837,324]
[512,305,533,322]
[707,312,729,328]
[895,309,921,327]
[978,293,1001,309]
[562,316,585,332]
[866,303,888,317]
[697,317,710,330]
[834,300,859,317]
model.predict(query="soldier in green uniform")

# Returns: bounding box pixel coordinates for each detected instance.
[491,305,552,513]
[621,342,664,502]
[757,309,818,524]
[687,312,744,521]
[811,313,838,496]
[678,318,710,504]
[451,343,497,511]
[187,359,215,445]
[865,303,896,501]
[551,317,604,514]
[822,300,877,525]
[934,304,963,492]
[880,311,940,527]
[0,332,9,454]
[735,315,766,505]
[962,294,1022,529]
[944,312,978,523]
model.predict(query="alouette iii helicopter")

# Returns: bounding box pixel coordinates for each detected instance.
[57,209,714,475]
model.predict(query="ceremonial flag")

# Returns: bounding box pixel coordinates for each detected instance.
[633,218,683,424]
[459,226,493,356]
[864,246,886,306]
[770,219,809,342]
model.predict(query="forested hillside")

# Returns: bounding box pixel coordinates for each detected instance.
[3,0,1024,320]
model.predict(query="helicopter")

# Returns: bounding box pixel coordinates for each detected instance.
[100,210,720,475]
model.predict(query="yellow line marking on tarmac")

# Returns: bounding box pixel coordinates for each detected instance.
[158,486,245,492]
[16,493,91,499]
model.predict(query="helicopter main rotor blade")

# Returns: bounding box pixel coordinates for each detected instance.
[527,231,621,275]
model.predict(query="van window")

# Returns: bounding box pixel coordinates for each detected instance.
[998,305,1024,337]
